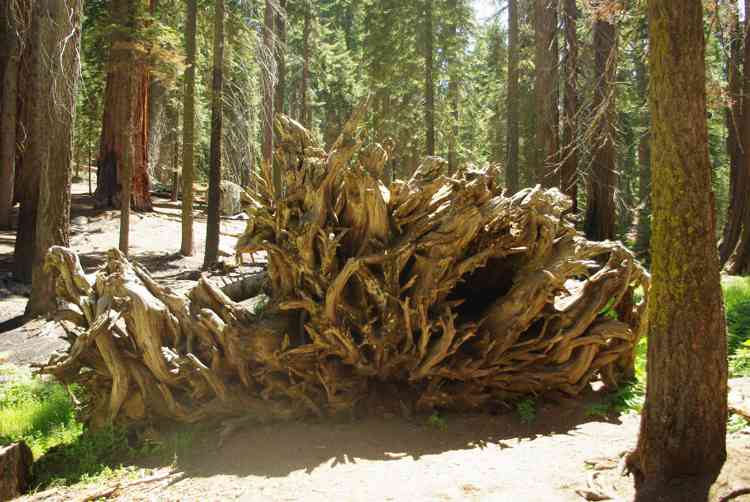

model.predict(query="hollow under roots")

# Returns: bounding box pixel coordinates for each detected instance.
[39,109,649,428]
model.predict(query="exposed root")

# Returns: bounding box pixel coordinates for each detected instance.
[38,112,649,427]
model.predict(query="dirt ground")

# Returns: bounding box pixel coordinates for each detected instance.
[2,181,750,501]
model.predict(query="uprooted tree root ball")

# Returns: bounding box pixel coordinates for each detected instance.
[39,111,649,428]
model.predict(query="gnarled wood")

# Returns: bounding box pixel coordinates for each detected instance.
[39,114,649,427]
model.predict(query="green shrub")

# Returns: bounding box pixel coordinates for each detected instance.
[516,397,536,424]
[723,276,750,355]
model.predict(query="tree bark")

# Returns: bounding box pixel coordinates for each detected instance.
[301,3,311,129]
[263,0,277,198]
[204,0,224,268]
[447,0,459,171]
[630,0,728,494]
[424,0,435,157]
[726,0,750,274]
[584,3,618,241]
[534,0,559,187]
[634,18,651,263]
[181,0,197,257]
[719,1,744,265]
[506,0,520,193]
[560,0,578,212]
[13,0,44,284]
[95,0,151,212]
[274,0,287,117]
[0,2,19,229]
[27,0,82,315]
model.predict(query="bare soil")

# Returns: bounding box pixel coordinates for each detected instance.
[2,180,749,501]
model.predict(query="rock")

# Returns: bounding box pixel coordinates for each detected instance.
[729,377,750,421]
[220,180,244,216]
[0,442,33,500]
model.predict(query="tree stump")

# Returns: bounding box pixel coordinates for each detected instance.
[39,110,649,428]
[0,442,33,500]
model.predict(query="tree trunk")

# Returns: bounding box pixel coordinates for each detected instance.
[301,3,311,129]
[447,0,459,171]
[180,0,197,257]
[204,0,224,268]
[274,0,287,117]
[726,0,750,275]
[534,0,558,187]
[634,18,651,263]
[721,7,744,266]
[262,0,277,198]
[560,0,578,212]
[13,0,44,284]
[506,0,520,193]
[0,1,19,229]
[629,0,728,495]
[95,0,151,212]
[584,3,617,241]
[147,79,166,177]
[27,0,82,315]
[424,0,435,156]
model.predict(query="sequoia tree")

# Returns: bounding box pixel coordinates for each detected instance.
[628,0,728,495]
[95,0,152,212]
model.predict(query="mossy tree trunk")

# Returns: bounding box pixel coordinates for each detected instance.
[629,0,728,495]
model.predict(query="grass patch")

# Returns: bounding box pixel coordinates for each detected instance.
[606,277,750,417]
[724,276,750,377]
[0,365,146,488]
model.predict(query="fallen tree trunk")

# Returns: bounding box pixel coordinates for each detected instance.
[39,110,649,427]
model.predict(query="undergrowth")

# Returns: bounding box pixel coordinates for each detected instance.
[603,276,750,425]
[725,276,750,377]
[0,364,195,489]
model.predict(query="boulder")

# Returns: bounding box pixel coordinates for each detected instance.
[220,180,243,216]
[729,377,750,421]
[0,442,33,500]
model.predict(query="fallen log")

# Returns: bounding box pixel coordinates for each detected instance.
[39,111,649,427]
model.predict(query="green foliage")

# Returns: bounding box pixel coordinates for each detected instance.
[0,366,78,459]
[727,414,749,434]
[723,276,750,376]
[426,412,448,431]
[515,397,536,424]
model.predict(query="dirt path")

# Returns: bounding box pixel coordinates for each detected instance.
[0,179,258,365]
